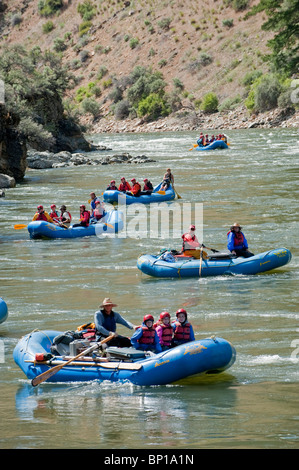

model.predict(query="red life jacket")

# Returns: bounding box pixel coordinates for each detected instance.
[144,182,153,191]
[158,324,173,346]
[36,212,48,221]
[49,211,59,221]
[138,327,156,345]
[80,210,90,226]
[173,321,191,341]
[228,230,244,248]
[182,233,200,250]
[119,182,131,192]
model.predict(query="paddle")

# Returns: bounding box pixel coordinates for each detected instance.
[157,190,166,195]
[188,144,198,151]
[199,247,203,278]
[31,334,114,387]
[14,224,28,230]
[201,244,219,253]
[173,185,182,199]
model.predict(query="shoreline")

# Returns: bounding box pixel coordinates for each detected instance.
[87,106,299,135]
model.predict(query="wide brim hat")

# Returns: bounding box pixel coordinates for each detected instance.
[231,222,242,230]
[99,297,117,308]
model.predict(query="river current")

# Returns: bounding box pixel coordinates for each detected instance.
[0,128,298,450]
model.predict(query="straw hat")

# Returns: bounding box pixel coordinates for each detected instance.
[99,298,117,308]
[231,222,242,230]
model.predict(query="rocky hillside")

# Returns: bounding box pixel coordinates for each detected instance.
[1,1,275,114]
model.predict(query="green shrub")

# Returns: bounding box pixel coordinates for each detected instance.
[81,97,100,117]
[200,92,219,113]
[114,100,130,120]
[173,78,184,90]
[218,95,241,112]
[38,0,63,17]
[126,67,166,107]
[245,74,282,113]
[222,19,234,28]
[11,14,23,27]
[97,66,108,80]
[77,0,96,21]
[42,20,55,33]
[157,18,171,30]
[137,93,170,121]
[232,0,249,11]
[53,38,67,52]
[158,59,167,68]
[79,20,92,37]
[242,70,263,88]
[18,116,55,147]
[129,38,139,49]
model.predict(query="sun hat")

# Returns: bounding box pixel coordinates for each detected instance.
[99,297,117,308]
[231,222,242,230]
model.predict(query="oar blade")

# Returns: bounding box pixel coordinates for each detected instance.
[14,224,27,230]
[31,334,114,387]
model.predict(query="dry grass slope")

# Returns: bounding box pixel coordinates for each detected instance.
[0,0,282,126]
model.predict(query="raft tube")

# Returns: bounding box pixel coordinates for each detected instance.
[137,248,292,278]
[27,210,124,239]
[196,140,228,151]
[103,182,175,205]
[13,330,236,386]
[0,298,8,324]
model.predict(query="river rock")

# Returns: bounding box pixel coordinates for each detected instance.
[0,173,16,188]
[26,149,155,169]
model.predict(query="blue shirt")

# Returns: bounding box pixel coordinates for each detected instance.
[131,324,162,353]
[94,309,134,337]
[227,231,248,252]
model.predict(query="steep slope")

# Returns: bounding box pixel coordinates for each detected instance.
[1,0,272,116]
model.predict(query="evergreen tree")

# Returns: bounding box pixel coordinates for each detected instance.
[249,0,299,75]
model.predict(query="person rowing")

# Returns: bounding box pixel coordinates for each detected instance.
[182,225,208,259]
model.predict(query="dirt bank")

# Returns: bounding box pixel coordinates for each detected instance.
[88,106,299,135]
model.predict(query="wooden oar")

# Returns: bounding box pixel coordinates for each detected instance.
[201,244,219,253]
[173,185,182,199]
[199,247,203,278]
[31,334,114,387]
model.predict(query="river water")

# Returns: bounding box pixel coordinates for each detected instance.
[0,128,298,450]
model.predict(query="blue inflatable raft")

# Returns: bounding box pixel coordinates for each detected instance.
[27,210,123,239]
[0,298,8,324]
[13,330,236,386]
[137,248,292,278]
[196,140,228,151]
[103,183,175,205]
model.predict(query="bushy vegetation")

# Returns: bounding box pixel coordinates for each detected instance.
[38,0,63,17]
[247,0,299,76]
[200,92,219,113]
[0,44,76,148]
[138,93,170,120]
[245,74,281,112]
[245,73,298,113]
[77,0,97,21]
